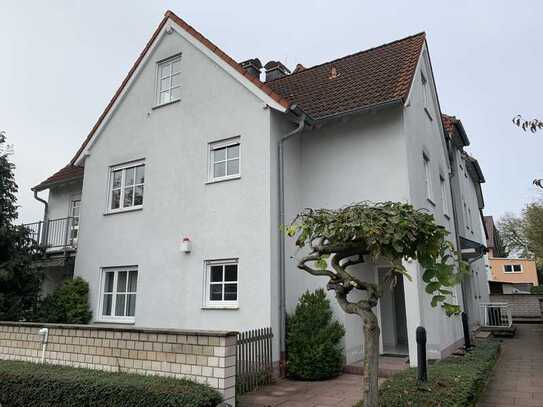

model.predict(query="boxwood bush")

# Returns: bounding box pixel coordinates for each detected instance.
[287,289,345,380]
[0,360,222,407]
[355,339,500,407]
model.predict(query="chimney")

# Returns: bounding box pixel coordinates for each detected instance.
[240,58,262,79]
[264,61,290,81]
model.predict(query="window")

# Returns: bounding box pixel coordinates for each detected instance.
[463,201,469,230]
[208,138,240,182]
[70,199,81,240]
[423,153,434,203]
[421,71,432,119]
[468,208,473,232]
[100,267,138,322]
[157,55,181,105]
[204,259,238,307]
[440,175,449,218]
[504,264,522,273]
[109,163,145,211]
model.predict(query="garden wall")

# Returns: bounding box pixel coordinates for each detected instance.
[0,322,236,405]
[490,294,543,319]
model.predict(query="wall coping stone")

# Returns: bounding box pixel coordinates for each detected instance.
[0,321,237,337]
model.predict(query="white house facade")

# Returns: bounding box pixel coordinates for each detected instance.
[28,11,489,370]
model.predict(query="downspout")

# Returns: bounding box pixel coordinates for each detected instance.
[278,111,306,376]
[33,188,49,246]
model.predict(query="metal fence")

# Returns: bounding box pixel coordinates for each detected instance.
[236,327,273,395]
[22,217,78,250]
[480,302,512,328]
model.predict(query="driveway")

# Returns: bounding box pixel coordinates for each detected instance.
[478,324,543,407]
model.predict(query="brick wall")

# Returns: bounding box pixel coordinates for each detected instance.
[490,294,543,318]
[0,322,237,405]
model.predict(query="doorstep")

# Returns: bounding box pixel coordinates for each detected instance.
[344,355,410,378]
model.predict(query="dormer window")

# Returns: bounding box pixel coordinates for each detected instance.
[157,55,181,105]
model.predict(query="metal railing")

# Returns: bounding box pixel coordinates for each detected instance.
[236,327,273,395]
[22,217,78,251]
[480,302,512,328]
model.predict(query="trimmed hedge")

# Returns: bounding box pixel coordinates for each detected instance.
[530,285,543,295]
[0,360,222,407]
[355,339,500,407]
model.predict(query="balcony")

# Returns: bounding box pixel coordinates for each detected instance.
[23,217,79,253]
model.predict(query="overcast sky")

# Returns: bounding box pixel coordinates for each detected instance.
[2,0,542,224]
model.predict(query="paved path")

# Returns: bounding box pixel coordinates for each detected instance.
[238,373,380,407]
[478,324,543,407]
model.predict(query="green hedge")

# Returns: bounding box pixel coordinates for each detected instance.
[0,360,222,407]
[355,339,500,407]
[530,285,543,295]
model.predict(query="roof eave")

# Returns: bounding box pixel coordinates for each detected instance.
[32,175,84,192]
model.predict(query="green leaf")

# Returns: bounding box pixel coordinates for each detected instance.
[422,268,436,283]
[425,282,440,294]
[431,295,446,307]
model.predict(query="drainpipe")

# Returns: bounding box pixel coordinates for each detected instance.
[38,327,49,363]
[278,110,306,376]
[33,188,49,246]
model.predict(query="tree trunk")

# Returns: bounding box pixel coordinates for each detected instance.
[361,309,380,407]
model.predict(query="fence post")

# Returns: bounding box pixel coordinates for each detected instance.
[461,312,472,350]
[416,326,427,384]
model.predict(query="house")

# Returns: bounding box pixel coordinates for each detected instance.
[441,115,490,328]
[483,216,539,294]
[27,10,489,369]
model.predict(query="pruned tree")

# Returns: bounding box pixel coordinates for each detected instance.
[286,202,467,407]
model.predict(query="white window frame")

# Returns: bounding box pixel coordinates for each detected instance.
[421,71,433,120]
[70,199,81,243]
[98,266,138,323]
[423,153,434,205]
[504,264,523,273]
[203,259,239,309]
[439,174,449,218]
[156,54,182,106]
[207,137,241,183]
[107,160,145,214]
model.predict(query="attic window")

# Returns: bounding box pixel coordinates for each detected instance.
[421,71,433,121]
[157,55,181,105]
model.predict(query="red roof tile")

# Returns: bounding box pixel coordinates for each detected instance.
[266,33,426,119]
[33,165,83,191]
[441,114,458,134]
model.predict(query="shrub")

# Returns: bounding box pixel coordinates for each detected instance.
[354,339,500,406]
[0,360,222,407]
[530,285,543,295]
[287,289,345,380]
[33,277,92,324]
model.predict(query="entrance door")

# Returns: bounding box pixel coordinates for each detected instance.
[379,269,409,356]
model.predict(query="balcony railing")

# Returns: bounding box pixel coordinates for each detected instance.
[480,302,512,329]
[22,217,79,251]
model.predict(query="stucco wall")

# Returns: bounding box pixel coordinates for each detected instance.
[47,181,82,221]
[489,258,539,285]
[0,322,236,404]
[279,106,410,363]
[74,25,273,339]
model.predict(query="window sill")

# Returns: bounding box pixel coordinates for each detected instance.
[426,198,436,207]
[104,206,143,216]
[444,213,450,221]
[205,175,241,185]
[96,318,135,324]
[201,305,239,310]
[152,99,180,110]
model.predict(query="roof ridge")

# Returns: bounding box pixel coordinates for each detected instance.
[265,31,426,84]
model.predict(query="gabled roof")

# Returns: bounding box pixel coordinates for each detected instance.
[33,165,84,191]
[35,10,290,191]
[35,17,429,190]
[442,114,470,146]
[266,33,426,120]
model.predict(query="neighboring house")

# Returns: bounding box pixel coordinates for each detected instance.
[26,10,489,368]
[441,115,490,328]
[483,215,538,293]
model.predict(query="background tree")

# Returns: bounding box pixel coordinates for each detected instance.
[287,202,467,407]
[0,131,42,320]
[512,115,543,187]
[498,203,543,282]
